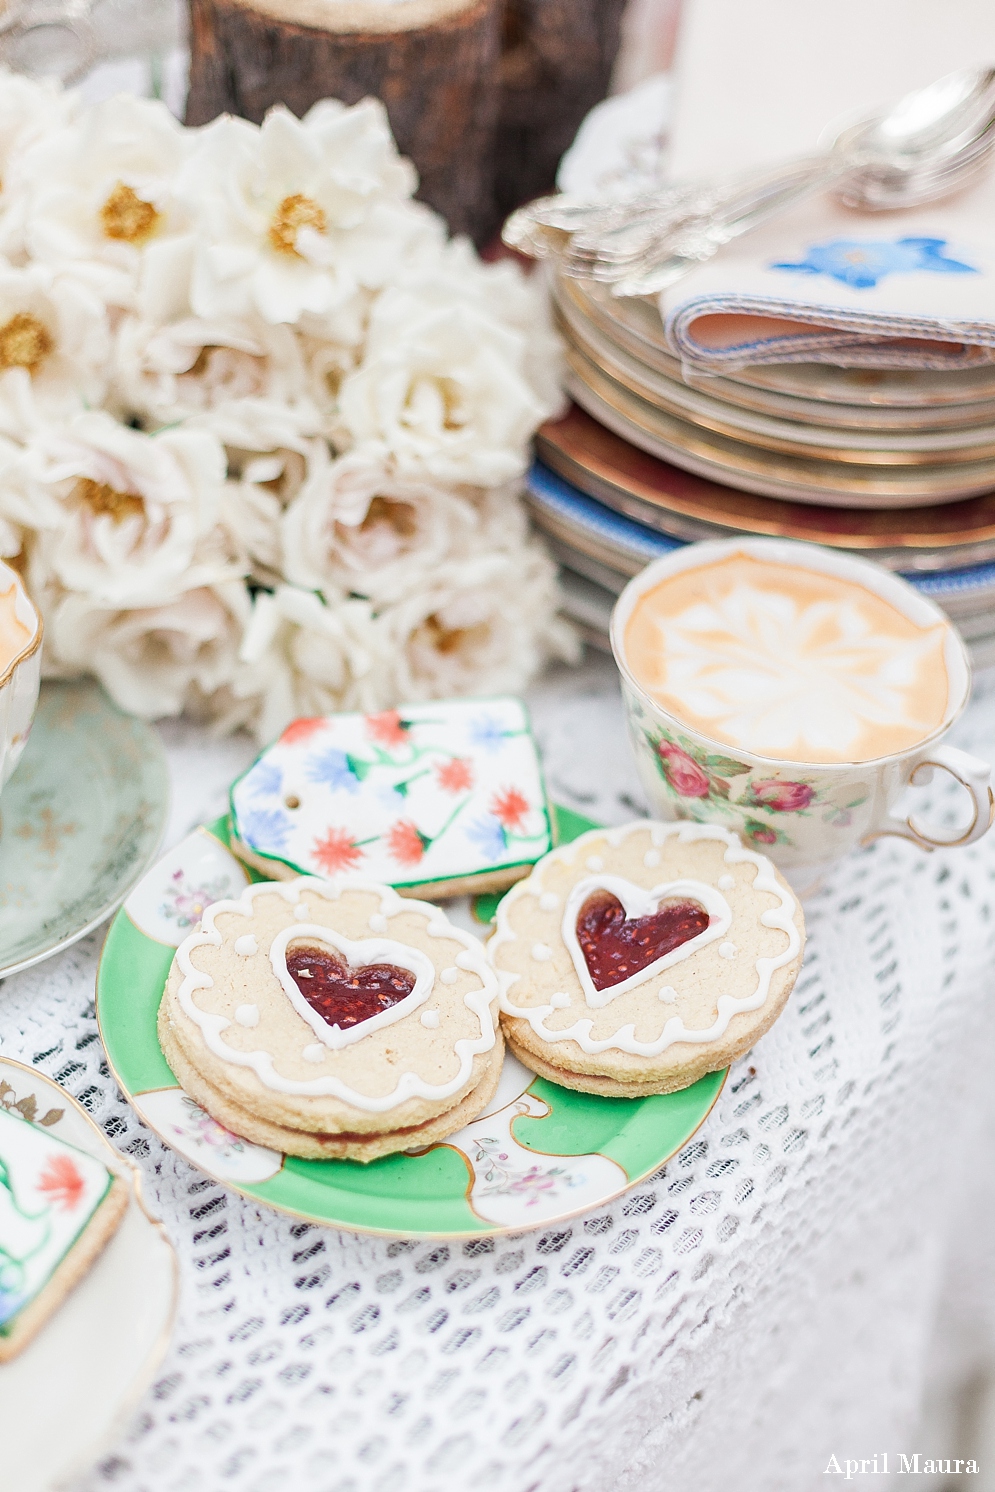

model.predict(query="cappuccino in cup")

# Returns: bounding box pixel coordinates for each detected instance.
[610,538,993,888]
[622,551,951,765]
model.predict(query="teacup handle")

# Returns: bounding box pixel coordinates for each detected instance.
[872,744,995,851]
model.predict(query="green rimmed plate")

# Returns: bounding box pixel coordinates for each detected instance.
[0,680,169,978]
[96,809,725,1239]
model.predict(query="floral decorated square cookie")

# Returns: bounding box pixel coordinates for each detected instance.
[0,1107,128,1361]
[229,697,553,898]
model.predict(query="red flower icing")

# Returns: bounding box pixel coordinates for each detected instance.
[366,710,409,748]
[387,819,428,865]
[436,757,474,794]
[491,786,529,831]
[311,827,365,875]
[37,1153,86,1211]
[750,780,815,812]
[279,717,326,746]
[656,744,710,799]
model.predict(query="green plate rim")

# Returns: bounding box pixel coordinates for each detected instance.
[95,811,727,1239]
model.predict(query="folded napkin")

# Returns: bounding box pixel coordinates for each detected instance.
[659,175,995,372]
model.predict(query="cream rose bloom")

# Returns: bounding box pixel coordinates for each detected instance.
[178,99,428,328]
[377,535,579,701]
[231,582,388,743]
[16,94,190,305]
[46,579,250,719]
[22,411,236,605]
[220,436,318,581]
[0,262,112,433]
[334,287,550,486]
[0,69,77,261]
[112,311,315,429]
[280,443,488,600]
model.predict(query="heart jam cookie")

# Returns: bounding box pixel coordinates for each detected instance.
[157,877,501,1162]
[488,821,805,1097]
[285,947,416,1028]
[576,891,710,991]
[228,696,553,899]
[0,1105,128,1362]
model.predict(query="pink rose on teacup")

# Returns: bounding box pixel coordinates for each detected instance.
[748,779,815,813]
[656,743,710,798]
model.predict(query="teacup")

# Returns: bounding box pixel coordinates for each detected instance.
[610,536,994,890]
[0,558,41,790]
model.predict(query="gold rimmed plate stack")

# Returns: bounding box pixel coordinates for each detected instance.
[528,404,995,669]
[552,273,995,508]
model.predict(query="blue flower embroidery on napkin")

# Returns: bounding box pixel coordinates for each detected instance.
[771,236,977,289]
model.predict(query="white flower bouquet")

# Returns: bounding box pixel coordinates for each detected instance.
[0,72,575,739]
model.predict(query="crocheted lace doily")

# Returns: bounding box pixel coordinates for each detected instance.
[1,656,993,1492]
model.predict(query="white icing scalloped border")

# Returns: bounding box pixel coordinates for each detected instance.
[173,876,497,1112]
[491,821,801,1058]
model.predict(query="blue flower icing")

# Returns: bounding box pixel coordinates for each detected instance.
[770,236,977,290]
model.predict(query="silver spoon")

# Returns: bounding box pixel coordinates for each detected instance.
[503,67,995,297]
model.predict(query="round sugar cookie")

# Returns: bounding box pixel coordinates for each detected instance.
[158,876,500,1160]
[488,821,805,1095]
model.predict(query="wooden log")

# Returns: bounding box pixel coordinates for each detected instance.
[185,0,504,243]
[495,0,628,218]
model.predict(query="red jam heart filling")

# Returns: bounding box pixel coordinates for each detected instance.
[286,945,416,1030]
[576,891,710,992]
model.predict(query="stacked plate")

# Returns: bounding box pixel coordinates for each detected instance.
[553,273,995,508]
[528,401,995,669]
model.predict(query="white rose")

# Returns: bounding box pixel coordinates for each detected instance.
[0,68,78,261]
[281,443,486,601]
[220,437,319,580]
[335,292,548,486]
[113,311,319,430]
[22,411,237,605]
[16,94,190,305]
[376,535,580,701]
[391,238,566,420]
[45,579,251,719]
[0,261,112,433]
[231,582,389,742]
[178,99,424,327]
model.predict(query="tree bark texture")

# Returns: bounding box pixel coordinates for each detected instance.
[185,0,503,243]
[494,0,628,217]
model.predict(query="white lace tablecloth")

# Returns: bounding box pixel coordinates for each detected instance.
[2,655,994,1492]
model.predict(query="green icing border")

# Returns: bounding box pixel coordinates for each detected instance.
[95,806,727,1237]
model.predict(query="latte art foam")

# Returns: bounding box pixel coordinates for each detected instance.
[623,554,951,764]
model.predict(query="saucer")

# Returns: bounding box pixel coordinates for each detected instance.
[0,1054,178,1492]
[0,680,169,977]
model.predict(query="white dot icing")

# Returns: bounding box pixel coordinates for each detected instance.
[658,986,679,1004]
[303,1044,325,1063]
[718,874,736,891]
[550,993,571,1008]
[719,942,738,960]
[538,892,559,912]
[586,855,604,871]
[294,904,309,919]
[369,913,388,933]
[420,1010,440,1029]
[644,850,661,868]
[531,943,553,962]
[234,935,258,957]
[234,1004,259,1027]
[440,967,459,985]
